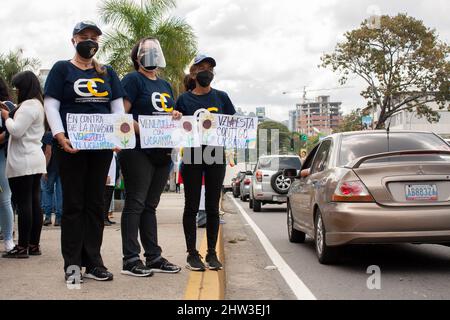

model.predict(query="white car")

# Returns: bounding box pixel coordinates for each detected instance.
[249,155,302,212]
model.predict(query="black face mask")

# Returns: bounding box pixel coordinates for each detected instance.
[196,70,214,88]
[140,58,157,71]
[75,40,99,59]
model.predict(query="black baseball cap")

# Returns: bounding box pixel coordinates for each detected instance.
[194,54,216,67]
[73,21,102,36]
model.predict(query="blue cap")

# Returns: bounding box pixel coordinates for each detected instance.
[73,21,102,36]
[194,54,216,67]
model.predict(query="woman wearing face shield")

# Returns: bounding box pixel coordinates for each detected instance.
[44,21,126,283]
[118,38,182,277]
[175,55,236,271]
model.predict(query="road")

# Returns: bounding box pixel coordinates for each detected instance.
[228,195,450,300]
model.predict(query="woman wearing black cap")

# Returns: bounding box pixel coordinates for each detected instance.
[175,55,236,271]
[44,21,125,283]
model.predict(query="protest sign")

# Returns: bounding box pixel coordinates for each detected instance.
[67,113,136,150]
[139,115,200,149]
[200,114,258,149]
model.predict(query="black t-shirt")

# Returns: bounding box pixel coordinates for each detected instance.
[175,89,236,165]
[122,71,175,164]
[44,60,125,131]
[175,89,236,116]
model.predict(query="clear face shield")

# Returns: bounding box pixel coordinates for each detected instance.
[137,39,166,70]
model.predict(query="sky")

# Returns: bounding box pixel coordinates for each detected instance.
[1,0,449,122]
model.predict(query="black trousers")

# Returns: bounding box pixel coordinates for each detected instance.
[103,186,115,220]
[8,174,43,248]
[181,162,226,254]
[119,150,170,264]
[57,149,113,271]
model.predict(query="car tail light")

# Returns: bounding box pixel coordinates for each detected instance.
[256,171,263,182]
[331,180,374,202]
[244,178,251,185]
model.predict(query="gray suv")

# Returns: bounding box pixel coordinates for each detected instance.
[249,155,302,212]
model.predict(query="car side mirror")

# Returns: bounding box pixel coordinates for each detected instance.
[283,169,299,179]
[246,171,253,176]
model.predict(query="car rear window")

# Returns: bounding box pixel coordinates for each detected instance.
[258,157,302,170]
[339,132,450,166]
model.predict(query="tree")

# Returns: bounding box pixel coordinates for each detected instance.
[321,14,450,129]
[0,50,40,90]
[258,121,291,155]
[99,0,197,97]
[334,108,363,133]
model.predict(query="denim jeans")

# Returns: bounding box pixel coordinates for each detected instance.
[119,149,170,264]
[0,149,14,242]
[41,167,62,220]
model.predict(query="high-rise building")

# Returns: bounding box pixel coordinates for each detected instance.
[297,96,342,136]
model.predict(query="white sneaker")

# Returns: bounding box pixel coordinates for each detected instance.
[4,240,15,252]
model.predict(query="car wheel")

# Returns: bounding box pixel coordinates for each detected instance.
[315,209,339,265]
[253,200,262,212]
[287,202,305,243]
[271,171,292,195]
[249,198,254,209]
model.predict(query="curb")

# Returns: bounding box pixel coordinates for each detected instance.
[184,225,226,300]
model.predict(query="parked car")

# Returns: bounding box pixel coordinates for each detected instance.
[239,171,253,202]
[232,171,246,198]
[249,155,302,212]
[285,130,450,265]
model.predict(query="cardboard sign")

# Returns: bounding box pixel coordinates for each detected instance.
[199,114,258,149]
[139,116,200,149]
[67,114,136,150]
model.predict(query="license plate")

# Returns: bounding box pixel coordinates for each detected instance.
[405,184,438,201]
[273,196,287,202]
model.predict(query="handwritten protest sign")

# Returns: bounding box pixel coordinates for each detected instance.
[67,113,136,150]
[139,116,200,149]
[200,114,258,149]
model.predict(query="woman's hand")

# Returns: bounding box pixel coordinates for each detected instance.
[55,133,78,154]
[133,120,140,136]
[1,108,9,121]
[172,110,183,120]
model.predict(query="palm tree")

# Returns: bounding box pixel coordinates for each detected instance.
[0,50,40,90]
[98,0,197,97]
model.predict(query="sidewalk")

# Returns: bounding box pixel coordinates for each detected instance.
[0,193,198,300]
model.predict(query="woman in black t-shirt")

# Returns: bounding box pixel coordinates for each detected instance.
[44,21,125,283]
[175,55,236,272]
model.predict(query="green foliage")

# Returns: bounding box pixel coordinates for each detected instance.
[0,50,40,91]
[99,0,197,98]
[321,14,450,128]
[258,121,291,155]
[334,108,363,133]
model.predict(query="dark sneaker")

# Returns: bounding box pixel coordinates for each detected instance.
[65,272,84,284]
[54,219,61,227]
[206,252,223,271]
[2,246,29,259]
[28,245,42,256]
[104,220,112,227]
[43,217,52,226]
[121,260,153,278]
[84,267,114,281]
[146,257,181,274]
[186,252,206,272]
[198,224,206,228]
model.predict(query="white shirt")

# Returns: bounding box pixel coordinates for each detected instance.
[107,153,116,186]
[5,99,46,178]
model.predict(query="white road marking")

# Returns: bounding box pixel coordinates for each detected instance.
[229,195,317,300]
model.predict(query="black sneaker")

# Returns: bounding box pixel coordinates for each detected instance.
[104,220,112,227]
[43,218,52,226]
[28,245,42,256]
[146,257,181,274]
[65,272,84,284]
[2,246,29,259]
[186,252,206,272]
[54,219,61,227]
[121,260,153,278]
[206,252,223,271]
[84,267,114,281]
